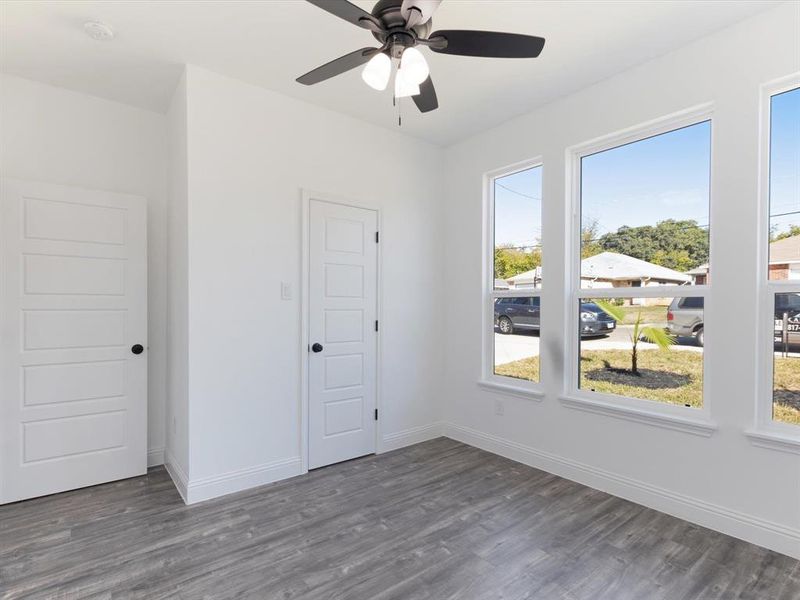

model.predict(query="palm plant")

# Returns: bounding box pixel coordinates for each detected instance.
[595,300,676,375]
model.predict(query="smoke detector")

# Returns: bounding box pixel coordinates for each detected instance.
[84,21,115,41]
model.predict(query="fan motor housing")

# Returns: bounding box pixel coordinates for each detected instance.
[370,0,431,46]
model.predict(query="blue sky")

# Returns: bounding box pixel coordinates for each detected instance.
[494,166,542,248]
[495,91,799,249]
[580,121,711,239]
[494,122,712,249]
[770,87,800,236]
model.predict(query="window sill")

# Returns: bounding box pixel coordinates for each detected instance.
[558,394,717,437]
[477,380,544,402]
[745,429,800,455]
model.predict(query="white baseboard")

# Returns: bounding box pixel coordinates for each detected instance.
[164,450,189,504]
[381,422,443,452]
[184,457,303,505]
[443,423,800,560]
[147,446,165,468]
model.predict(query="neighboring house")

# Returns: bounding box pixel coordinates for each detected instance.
[580,251,690,286]
[505,266,542,289]
[581,252,691,305]
[687,235,800,284]
[769,235,800,280]
[494,278,510,290]
[506,252,690,305]
[687,263,709,285]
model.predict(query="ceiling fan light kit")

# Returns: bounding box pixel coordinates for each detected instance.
[361,52,392,90]
[297,0,546,116]
[394,67,420,98]
[398,47,429,85]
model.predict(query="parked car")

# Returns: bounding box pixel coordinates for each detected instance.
[774,292,800,345]
[494,298,615,337]
[667,297,704,346]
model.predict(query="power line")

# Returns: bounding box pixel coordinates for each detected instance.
[499,219,709,250]
[497,211,800,252]
[770,209,800,219]
[498,221,711,251]
[495,182,541,201]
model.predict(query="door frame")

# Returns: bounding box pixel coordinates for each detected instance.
[299,189,382,473]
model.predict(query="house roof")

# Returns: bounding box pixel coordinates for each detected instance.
[686,263,709,276]
[580,252,691,283]
[770,235,800,264]
[494,279,510,289]
[506,267,541,284]
[506,252,692,284]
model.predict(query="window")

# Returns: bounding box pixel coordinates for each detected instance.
[569,111,711,415]
[762,83,800,431]
[484,162,543,391]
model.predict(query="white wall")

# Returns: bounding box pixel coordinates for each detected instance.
[165,72,190,486]
[170,66,444,500]
[441,3,800,559]
[0,74,169,467]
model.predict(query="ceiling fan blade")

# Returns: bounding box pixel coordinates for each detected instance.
[401,0,442,26]
[305,0,383,31]
[428,30,545,58]
[413,76,438,113]
[297,48,381,85]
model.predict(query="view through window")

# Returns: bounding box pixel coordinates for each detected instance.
[492,165,542,383]
[577,120,711,408]
[768,86,800,427]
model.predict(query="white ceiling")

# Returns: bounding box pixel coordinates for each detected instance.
[0,1,781,145]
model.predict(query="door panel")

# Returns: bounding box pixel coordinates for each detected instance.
[308,199,377,470]
[1,179,147,503]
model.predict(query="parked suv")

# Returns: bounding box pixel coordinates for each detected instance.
[494,298,615,337]
[667,297,704,346]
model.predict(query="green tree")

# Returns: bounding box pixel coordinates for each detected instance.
[598,219,708,271]
[581,220,603,259]
[771,224,800,242]
[494,245,541,280]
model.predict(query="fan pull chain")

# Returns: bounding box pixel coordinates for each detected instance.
[392,90,402,127]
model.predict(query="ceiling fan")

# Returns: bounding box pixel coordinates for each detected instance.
[296,0,545,114]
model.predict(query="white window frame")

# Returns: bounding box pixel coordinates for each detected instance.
[559,104,717,437]
[480,158,545,400]
[749,74,800,454]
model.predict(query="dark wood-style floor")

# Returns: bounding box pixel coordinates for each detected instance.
[1,438,798,599]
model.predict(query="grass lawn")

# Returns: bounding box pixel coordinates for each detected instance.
[616,304,668,325]
[495,350,800,425]
[773,357,800,426]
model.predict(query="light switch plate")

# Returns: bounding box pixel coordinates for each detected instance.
[281,281,292,300]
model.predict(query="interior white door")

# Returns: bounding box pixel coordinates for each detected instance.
[0,179,147,503]
[308,199,378,470]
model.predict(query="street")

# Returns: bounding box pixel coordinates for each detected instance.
[494,324,702,366]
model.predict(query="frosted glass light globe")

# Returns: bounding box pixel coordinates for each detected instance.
[394,68,420,98]
[361,52,391,91]
[399,47,429,85]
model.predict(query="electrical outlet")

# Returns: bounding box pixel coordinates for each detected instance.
[281,281,292,300]
[494,399,505,416]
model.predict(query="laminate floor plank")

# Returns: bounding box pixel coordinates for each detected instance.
[1,438,796,600]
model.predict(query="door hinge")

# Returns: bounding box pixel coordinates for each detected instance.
[375,320,379,332]
[374,409,378,421]
[375,231,379,243]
